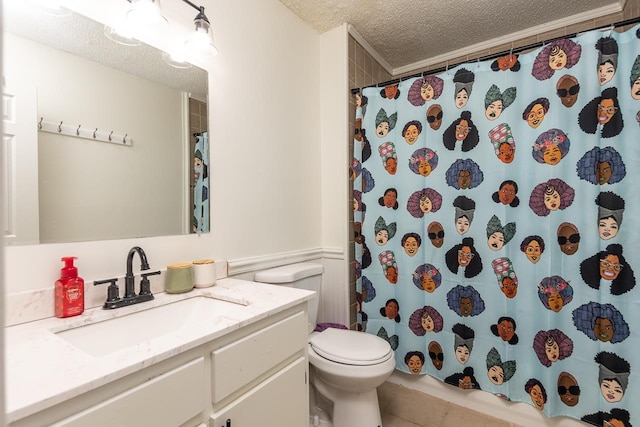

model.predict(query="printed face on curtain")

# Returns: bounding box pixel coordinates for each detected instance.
[353,25,640,426]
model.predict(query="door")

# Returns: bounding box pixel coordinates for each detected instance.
[2,75,39,244]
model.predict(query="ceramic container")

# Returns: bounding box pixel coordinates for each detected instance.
[193,259,216,288]
[165,263,194,293]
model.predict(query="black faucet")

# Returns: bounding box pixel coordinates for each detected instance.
[125,246,150,299]
[95,246,161,309]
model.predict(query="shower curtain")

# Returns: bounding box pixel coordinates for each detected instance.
[354,24,640,425]
[193,132,209,234]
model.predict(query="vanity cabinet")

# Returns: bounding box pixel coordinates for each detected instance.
[8,304,309,427]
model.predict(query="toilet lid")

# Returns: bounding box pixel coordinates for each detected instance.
[309,328,393,366]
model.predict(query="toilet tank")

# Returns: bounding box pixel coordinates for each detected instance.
[254,262,324,329]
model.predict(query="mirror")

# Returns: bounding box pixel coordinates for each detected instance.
[2,1,209,245]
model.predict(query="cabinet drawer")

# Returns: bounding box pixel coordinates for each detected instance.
[211,311,307,403]
[52,357,206,427]
[210,357,308,427]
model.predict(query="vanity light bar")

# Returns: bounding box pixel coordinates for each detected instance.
[37,118,133,147]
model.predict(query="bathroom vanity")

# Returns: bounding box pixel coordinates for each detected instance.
[5,278,314,427]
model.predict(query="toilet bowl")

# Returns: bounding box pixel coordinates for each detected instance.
[253,263,396,427]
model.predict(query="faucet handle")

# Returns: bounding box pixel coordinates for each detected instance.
[94,278,120,306]
[141,270,161,278]
[139,270,161,296]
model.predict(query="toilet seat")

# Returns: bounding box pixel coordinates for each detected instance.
[309,328,393,366]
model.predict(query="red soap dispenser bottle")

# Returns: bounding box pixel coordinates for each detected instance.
[55,257,85,318]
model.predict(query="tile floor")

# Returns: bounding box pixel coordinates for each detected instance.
[378,382,523,427]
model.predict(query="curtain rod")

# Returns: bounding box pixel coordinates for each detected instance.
[350,16,640,95]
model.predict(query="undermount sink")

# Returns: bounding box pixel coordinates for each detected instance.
[54,296,244,357]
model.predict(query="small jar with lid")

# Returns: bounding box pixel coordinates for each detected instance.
[192,259,216,288]
[164,263,194,293]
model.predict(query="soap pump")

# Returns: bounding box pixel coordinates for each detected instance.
[54,256,85,318]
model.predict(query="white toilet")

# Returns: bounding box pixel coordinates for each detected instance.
[254,262,395,427]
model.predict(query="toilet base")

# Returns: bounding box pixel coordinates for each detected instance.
[332,389,382,427]
[312,373,383,427]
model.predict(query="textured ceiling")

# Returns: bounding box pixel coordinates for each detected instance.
[3,1,208,100]
[279,0,625,72]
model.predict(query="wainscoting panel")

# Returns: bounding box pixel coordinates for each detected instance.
[227,248,350,327]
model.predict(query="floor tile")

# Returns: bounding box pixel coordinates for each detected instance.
[379,382,449,427]
[441,406,512,427]
[381,413,423,427]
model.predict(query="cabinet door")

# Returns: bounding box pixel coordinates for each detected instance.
[52,358,206,427]
[210,357,308,427]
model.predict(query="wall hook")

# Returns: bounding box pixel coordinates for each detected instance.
[58,121,63,133]
[77,124,81,136]
[93,128,98,139]
[38,117,43,130]
[109,131,113,142]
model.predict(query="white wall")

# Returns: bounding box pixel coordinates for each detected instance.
[207,0,322,258]
[319,24,350,325]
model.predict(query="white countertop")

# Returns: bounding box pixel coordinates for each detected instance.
[5,278,314,424]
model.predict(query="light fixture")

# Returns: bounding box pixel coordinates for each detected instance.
[127,0,168,29]
[160,1,218,68]
[182,1,218,57]
[105,0,218,67]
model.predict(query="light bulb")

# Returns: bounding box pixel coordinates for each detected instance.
[127,0,168,29]
[184,11,218,57]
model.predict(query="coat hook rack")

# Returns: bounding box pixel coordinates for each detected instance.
[37,117,133,146]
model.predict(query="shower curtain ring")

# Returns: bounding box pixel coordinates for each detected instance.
[38,117,43,130]
[93,128,98,139]
[58,121,63,133]
[109,131,113,142]
[123,133,128,144]
[76,124,81,136]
